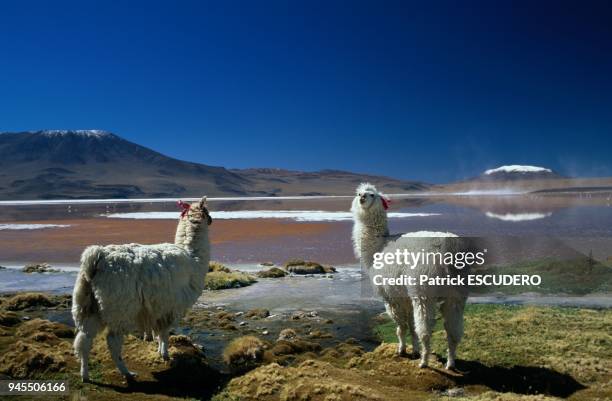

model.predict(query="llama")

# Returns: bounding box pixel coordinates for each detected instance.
[351,183,470,369]
[72,197,212,382]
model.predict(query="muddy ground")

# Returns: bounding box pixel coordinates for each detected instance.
[0,292,610,401]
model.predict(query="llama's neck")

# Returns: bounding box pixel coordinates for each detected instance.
[174,218,210,265]
[352,210,389,269]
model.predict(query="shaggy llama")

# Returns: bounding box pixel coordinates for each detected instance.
[351,183,470,369]
[72,197,212,382]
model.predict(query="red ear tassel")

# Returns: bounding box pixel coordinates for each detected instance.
[381,197,390,210]
[177,200,191,217]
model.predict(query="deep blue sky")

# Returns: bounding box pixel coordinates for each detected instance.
[1,1,611,182]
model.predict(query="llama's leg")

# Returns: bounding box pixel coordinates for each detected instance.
[396,323,408,356]
[407,312,420,357]
[158,327,170,361]
[412,297,436,368]
[74,331,94,382]
[106,332,136,380]
[143,329,156,342]
[385,302,407,356]
[441,297,466,370]
[73,317,100,382]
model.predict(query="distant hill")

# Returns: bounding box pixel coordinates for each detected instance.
[0,130,429,199]
[232,168,429,196]
[439,164,612,194]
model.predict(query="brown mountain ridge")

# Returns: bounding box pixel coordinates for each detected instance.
[0,130,429,199]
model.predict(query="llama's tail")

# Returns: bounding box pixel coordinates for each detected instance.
[72,246,104,329]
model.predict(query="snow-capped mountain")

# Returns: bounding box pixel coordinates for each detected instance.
[478,165,563,181]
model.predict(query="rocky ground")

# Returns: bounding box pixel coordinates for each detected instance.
[0,290,609,401]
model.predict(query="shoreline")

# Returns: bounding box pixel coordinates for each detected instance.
[1,265,611,308]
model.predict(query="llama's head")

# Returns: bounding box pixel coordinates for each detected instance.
[351,183,390,220]
[181,197,213,226]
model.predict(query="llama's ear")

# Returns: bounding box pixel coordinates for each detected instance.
[199,196,207,208]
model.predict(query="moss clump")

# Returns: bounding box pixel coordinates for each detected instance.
[284,260,326,274]
[318,339,364,363]
[22,263,59,273]
[2,293,57,311]
[205,271,257,290]
[308,329,333,339]
[205,262,257,290]
[322,265,336,273]
[244,309,270,319]
[220,355,447,401]
[16,319,74,340]
[0,340,73,379]
[260,262,275,267]
[0,311,21,327]
[0,318,76,379]
[277,328,298,341]
[269,339,321,356]
[223,336,266,369]
[257,267,288,278]
[209,261,231,273]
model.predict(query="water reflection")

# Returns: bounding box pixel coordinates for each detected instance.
[485,212,552,222]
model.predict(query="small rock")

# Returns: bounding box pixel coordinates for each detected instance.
[239,321,247,327]
[235,311,244,317]
[216,306,224,310]
[262,330,269,335]
[308,311,318,317]
[22,316,31,321]
[260,262,275,267]
[291,311,307,320]
[444,388,465,397]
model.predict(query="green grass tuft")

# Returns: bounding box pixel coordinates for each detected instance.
[205,271,257,290]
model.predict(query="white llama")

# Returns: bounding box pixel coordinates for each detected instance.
[72,197,212,382]
[351,183,470,369]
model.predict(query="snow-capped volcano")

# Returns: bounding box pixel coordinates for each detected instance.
[35,129,113,138]
[484,165,552,175]
[479,165,562,180]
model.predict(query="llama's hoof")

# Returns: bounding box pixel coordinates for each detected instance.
[396,349,408,357]
[81,376,90,383]
[418,360,428,368]
[407,351,420,360]
[162,354,170,361]
[445,362,456,370]
[124,371,138,383]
